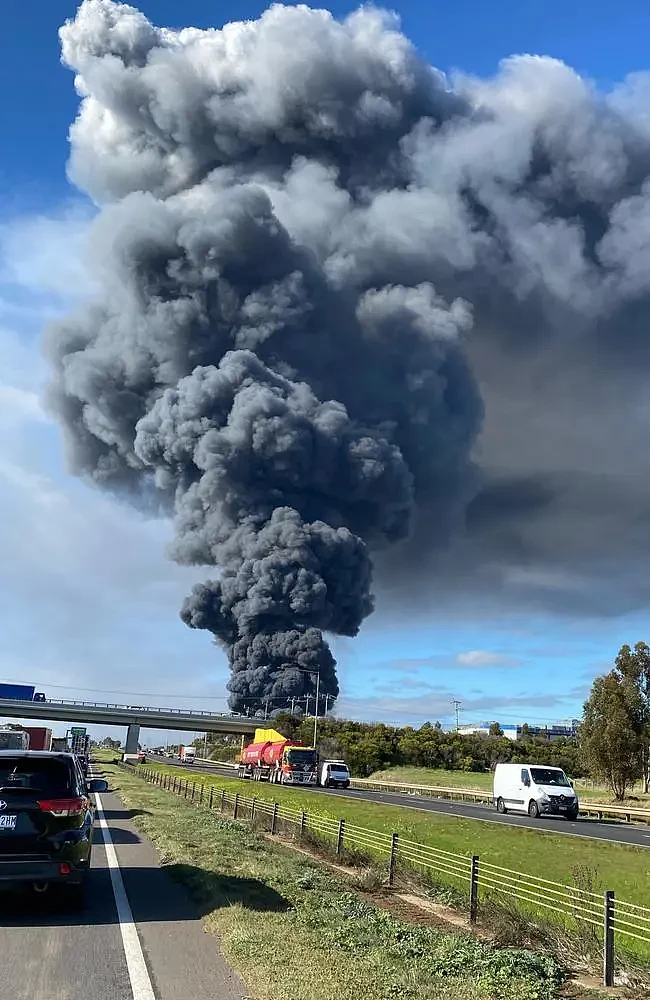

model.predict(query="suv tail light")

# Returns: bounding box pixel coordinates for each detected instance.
[37,797,86,817]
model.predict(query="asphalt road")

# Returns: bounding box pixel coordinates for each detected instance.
[0,767,244,1000]
[148,755,650,849]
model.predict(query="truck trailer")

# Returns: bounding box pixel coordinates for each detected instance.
[0,683,45,702]
[23,726,52,751]
[0,729,30,751]
[237,728,318,785]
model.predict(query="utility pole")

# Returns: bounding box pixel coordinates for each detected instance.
[451,699,462,732]
[313,670,320,748]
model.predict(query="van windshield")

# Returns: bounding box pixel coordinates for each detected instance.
[530,767,571,787]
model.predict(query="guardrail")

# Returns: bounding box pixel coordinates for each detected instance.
[349,777,650,825]
[32,698,241,719]
[124,763,649,985]
[158,760,650,825]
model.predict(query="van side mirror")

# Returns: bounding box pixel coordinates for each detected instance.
[522,775,531,787]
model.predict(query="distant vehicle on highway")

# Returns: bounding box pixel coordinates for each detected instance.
[137,751,147,763]
[319,760,351,788]
[238,728,318,785]
[0,750,107,903]
[178,746,196,764]
[0,730,29,751]
[493,763,579,820]
[0,683,45,702]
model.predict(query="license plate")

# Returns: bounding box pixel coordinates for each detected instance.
[558,804,568,810]
[0,815,17,830]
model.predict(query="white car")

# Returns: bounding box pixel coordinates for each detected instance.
[493,763,579,819]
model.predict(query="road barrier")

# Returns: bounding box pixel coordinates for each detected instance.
[121,762,649,986]
[172,759,650,825]
[348,777,650,825]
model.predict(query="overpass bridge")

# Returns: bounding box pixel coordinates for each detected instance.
[0,696,258,753]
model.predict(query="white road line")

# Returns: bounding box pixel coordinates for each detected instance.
[95,793,156,1000]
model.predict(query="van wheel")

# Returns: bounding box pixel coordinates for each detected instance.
[528,800,539,818]
[496,797,507,814]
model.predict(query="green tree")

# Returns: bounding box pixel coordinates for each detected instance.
[614,642,650,793]
[581,669,644,800]
[488,722,504,738]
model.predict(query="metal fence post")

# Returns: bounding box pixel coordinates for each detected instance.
[192,782,197,801]
[388,832,398,886]
[336,818,345,855]
[220,788,226,812]
[184,779,188,799]
[604,891,615,987]
[251,798,256,821]
[234,792,239,819]
[209,787,214,809]
[470,856,479,924]
[299,810,306,840]
[271,802,279,835]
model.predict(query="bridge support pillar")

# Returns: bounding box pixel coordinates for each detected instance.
[125,724,140,755]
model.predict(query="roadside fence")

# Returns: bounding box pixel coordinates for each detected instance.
[119,762,650,987]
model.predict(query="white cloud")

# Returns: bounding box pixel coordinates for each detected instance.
[0,202,95,302]
[455,650,519,667]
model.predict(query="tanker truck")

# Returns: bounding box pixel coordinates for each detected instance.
[237,728,318,785]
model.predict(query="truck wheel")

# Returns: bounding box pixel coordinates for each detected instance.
[528,800,539,819]
[496,797,507,814]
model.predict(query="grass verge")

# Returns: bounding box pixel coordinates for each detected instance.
[367,767,650,806]
[140,761,650,912]
[104,763,568,1000]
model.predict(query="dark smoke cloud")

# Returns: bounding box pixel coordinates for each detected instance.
[47,1,650,708]
[47,0,481,711]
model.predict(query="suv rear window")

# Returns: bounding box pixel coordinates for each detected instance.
[0,757,74,795]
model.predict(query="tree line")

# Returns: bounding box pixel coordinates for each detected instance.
[204,712,584,778]
[197,641,650,803]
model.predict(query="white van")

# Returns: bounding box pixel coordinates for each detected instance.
[320,760,351,788]
[493,763,579,819]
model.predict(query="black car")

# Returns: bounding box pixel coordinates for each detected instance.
[0,750,107,901]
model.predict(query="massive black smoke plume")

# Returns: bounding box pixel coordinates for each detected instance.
[48,1,650,708]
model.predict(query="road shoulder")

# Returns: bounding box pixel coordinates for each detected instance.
[97,783,245,1000]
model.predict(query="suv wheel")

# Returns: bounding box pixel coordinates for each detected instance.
[528,800,540,819]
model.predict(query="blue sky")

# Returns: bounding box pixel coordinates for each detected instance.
[1,0,649,742]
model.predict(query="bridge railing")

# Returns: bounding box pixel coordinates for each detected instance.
[1,696,245,719]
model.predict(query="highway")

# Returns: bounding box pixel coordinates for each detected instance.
[2,768,243,1000]
[147,755,650,849]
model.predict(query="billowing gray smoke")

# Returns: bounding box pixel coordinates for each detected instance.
[47,0,482,711]
[48,1,650,709]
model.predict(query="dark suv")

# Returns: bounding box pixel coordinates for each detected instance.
[0,751,107,900]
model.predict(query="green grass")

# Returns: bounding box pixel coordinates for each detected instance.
[368,767,493,791]
[104,763,566,1000]
[367,767,650,806]
[141,761,650,913]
